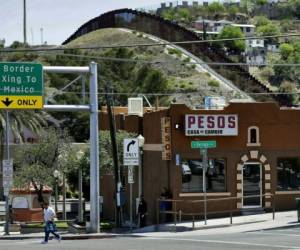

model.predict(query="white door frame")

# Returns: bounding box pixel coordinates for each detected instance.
[242,162,262,208]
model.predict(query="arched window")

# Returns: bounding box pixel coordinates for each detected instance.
[247,126,261,146]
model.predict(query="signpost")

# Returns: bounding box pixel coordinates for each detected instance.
[0,62,43,109]
[123,138,140,232]
[2,159,13,196]
[128,165,134,232]
[191,141,217,225]
[0,62,44,235]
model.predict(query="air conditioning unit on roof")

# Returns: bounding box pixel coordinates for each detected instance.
[128,97,143,117]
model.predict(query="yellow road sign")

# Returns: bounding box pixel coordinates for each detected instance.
[0,96,43,109]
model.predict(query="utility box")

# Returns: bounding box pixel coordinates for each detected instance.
[128,97,143,117]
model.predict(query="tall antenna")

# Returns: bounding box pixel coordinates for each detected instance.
[23,0,27,44]
[40,28,44,45]
[31,28,34,45]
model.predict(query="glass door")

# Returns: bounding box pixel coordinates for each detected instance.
[243,163,262,207]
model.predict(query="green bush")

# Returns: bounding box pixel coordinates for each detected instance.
[208,79,220,88]
[66,190,72,198]
[167,48,182,57]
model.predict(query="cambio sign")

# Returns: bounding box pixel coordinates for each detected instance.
[185,114,238,136]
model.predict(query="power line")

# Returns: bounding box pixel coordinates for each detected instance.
[1,33,300,53]
[21,51,300,67]
[45,91,300,96]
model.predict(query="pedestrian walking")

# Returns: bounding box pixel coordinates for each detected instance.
[138,195,147,227]
[41,201,61,244]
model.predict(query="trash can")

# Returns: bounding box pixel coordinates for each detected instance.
[296,198,300,222]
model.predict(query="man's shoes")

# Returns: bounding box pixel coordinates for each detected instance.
[41,241,48,244]
[56,235,61,243]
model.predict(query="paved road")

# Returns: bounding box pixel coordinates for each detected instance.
[0,227,300,250]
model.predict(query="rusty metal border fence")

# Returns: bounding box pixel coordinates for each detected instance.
[156,194,276,229]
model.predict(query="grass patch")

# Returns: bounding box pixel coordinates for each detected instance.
[23,221,68,229]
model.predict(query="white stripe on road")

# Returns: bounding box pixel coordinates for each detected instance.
[247,231,300,237]
[143,236,300,249]
[0,240,41,245]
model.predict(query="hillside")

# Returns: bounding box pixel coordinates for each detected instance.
[157,2,300,105]
[66,28,248,107]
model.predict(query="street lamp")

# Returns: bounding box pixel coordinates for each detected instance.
[76,150,84,222]
[137,135,145,199]
[53,169,59,214]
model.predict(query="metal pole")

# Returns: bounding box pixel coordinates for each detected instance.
[78,168,83,222]
[4,111,10,235]
[63,174,66,220]
[23,0,27,44]
[78,78,85,223]
[54,179,58,214]
[201,149,207,225]
[130,182,133,232]
[138,149,142,199]
[89,62,100,233]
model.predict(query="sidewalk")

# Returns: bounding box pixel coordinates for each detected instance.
[134,210,300,236]
[0,210,299,240]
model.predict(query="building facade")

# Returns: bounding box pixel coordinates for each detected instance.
[100,102,300,224]
[140,102,300,223]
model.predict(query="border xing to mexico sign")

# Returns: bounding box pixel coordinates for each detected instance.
[0,62,43,109]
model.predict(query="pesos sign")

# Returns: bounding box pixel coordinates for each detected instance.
[0,62,43,109]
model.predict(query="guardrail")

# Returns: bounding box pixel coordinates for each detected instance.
[157,194,276,229]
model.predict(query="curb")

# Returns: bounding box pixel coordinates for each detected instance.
[248,222,300,232]
[0,234,112,241]
[0,233,143,241]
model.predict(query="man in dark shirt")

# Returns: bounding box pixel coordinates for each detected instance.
[138,195,147,227]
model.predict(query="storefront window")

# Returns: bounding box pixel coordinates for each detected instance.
[181,158,226,193]
[277,158,300,191]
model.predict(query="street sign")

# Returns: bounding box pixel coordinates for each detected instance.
[123,138,139,166]
[0,62,43,109]
[191,140,217,149]
[128,165,134,184]
[2,159,13,196]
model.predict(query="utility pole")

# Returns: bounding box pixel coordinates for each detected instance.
[23,0,27,44]
[104,83,121,227]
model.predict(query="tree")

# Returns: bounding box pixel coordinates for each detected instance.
[255,0,268,5]
[207,2,225,16]
[279,43,294,60]
[257,23,280,44]
[278,81,298,105]
[14,127,74,206]
[288,0,300,18]
[178,8,191,23]
[135,65,168,103]
[218,26,246,53]
[228,6,238,20]
[67,130,137,199]
[0,110,48,195]
[161,8,177,21]
[253,16,271,27]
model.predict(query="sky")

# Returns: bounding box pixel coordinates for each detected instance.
[0,0,166,46]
